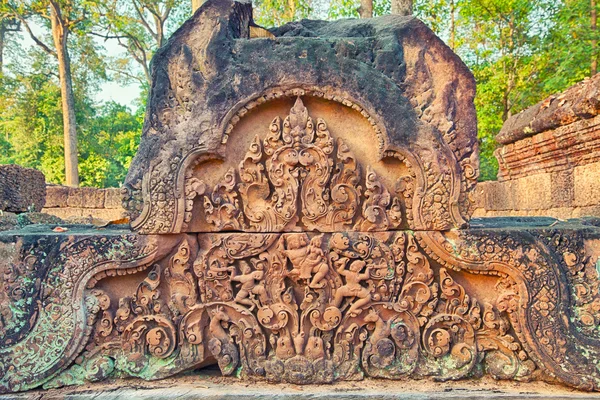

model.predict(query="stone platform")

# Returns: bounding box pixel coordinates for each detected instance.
[3,373,600,400]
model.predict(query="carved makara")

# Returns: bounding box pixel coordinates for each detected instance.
[198,98,403,233]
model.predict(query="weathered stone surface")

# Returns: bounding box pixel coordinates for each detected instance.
[497,73,600,145]
[2,1,600,397]
[45,185,69,208]
[0,212,17,232]
[15,212,63,226]
[479,74,600,220]
[42,207,126,222]
[6,376,600,400]
[0,164,46,213]
[104,189,122,209]
[81,187,105,209]
[66,188,84,208]
[44,187,126,222]
[473,170,600,220]
[574,162,600,207]
[495,115,600,181]
[2,219,600,393]
[122,0,478,234]
[66,187,106,209]
[476,181,514,211]
[551,170,574,207]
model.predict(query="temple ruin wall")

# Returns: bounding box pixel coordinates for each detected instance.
[43,185,126,221]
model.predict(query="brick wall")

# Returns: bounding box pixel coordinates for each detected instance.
[473,161,600,219]
[474,75,600,220]
[43,185,126,221]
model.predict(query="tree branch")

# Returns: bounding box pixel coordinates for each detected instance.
[10,11,56,56]
[106,64,145,85]
[132,0,156,39]
[90,31,130,40]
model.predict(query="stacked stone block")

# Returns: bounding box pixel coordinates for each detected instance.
[474,74,600,219]
[43,185,126,221]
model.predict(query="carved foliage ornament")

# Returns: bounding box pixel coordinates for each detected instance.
[186,98,406,233]
[45,231,535,387]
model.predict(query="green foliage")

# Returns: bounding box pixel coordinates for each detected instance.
[0,68,65,183]
[94,0,192,84]
[79,101,143,187]
[1,0,598,186]
[0,47,142,187]
[413,0,598,180]
[254,0,313,26]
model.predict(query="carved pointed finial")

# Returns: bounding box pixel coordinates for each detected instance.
[289,97,309,129]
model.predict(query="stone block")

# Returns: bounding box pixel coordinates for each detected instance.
[122,2,479,234]
[512,174,552,210]
[45,185,69,208]
[0,211,17,232]
[67,188,84,208]
[497,73,600,144]
[550,170,574,207]
[574,162,600,207]
[43,207,126,222]
[104,188,122,209]
[42,207,85,220]
[573,205,600,218]
[0,164,46,213]
[478,181,513,211]
[81,187,105,209]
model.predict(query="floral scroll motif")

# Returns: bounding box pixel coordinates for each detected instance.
[198,98,403,233]
[47,231,533,387]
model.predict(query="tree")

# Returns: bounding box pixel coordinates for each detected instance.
[391,0,412,15]
[94,0,191,86]
[358,0,373,18]
[0,17,20,74]
[0,48,142,188]
[3,0,97,187]
[253,0,312,26]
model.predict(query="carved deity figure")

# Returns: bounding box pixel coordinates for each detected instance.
[230,261,266,311]
[285,235,329,289]
[333,260,372,316]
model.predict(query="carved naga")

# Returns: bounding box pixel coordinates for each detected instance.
[2,0,600,395]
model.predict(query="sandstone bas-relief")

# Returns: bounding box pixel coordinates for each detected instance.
[188,98,407,233]
[2,0,600,395]
[4,222,600,391]
[121,0,479,234]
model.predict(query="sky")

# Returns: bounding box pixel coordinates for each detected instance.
[11,21,143,109]
[8,1,337,110]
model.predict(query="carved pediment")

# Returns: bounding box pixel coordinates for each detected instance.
[189,98,408,233]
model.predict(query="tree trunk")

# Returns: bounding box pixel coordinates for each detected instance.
[192,0,203,13]
[449,0,456,50]
[391,0,413,16]
[593,0,597,75]
[0,23,5,75]
[358,0,373,18]
[50,6,79,187]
